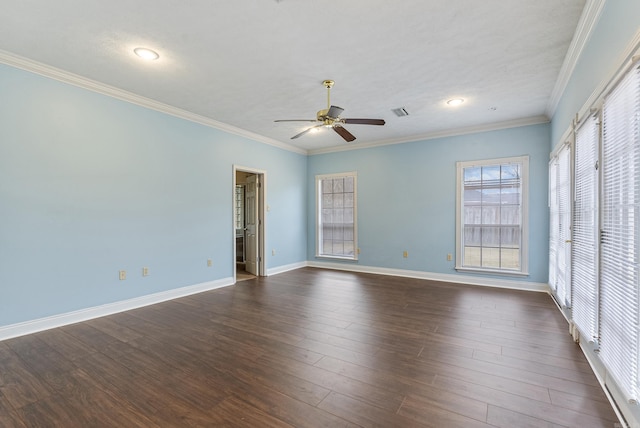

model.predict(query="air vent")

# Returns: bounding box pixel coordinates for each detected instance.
[392,107,409,117]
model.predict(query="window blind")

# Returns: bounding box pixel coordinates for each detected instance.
[600,62,640,403]
[572,114,599,342]
[548,158,559,291]
[557,144,572,307]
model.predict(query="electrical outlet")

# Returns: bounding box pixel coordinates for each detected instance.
[119,270,126,281]
[142,267,149,276]
[447,254,452,261]
[272,249,276,256]
[357,248,361,254]
[207,259,213,267]
[403,251,408,258]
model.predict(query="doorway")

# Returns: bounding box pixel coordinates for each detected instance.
[234,166,266,282]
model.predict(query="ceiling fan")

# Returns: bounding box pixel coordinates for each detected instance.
[275,80,385,142]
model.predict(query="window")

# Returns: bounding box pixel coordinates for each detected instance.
[572,114,599,342]
[549,144,572,307]
[599,61,640,403]
[456,156,528,275]
[548,59,640,404]
[316,172,357,260]
[235,185,244,230]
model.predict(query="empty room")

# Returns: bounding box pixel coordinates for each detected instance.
[1,1,639,427]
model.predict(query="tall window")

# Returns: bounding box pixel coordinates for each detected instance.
[549,144,572,307]
[599,61,640,403]
[316,172,358,260]
[456,156,529,275]
[548,59,640,404]
[572,114,599,342]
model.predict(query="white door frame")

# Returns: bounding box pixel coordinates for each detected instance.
[233,165,266,282]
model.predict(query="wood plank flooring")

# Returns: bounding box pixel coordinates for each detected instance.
[0,268,620,427]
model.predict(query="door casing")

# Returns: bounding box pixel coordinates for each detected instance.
[233,165,266,281]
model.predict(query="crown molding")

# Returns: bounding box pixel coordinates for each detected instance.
[308,115,550,155]
[545,0,606,118]
[0,49,307,155]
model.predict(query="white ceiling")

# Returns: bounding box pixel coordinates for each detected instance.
[0,0,588,154]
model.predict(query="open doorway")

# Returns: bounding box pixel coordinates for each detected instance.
[234,166,266,282]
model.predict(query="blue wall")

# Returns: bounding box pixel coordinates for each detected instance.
[307,123,551,284]
[0,63,307,326]
[551,0,640,145]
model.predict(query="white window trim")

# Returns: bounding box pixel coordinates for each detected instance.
[315,172,358,261]
[455,156,529,276]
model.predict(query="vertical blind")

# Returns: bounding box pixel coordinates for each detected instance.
[600,62,640,403]
[572,115,599,342]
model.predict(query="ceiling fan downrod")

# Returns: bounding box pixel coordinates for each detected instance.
[323,80,334,109]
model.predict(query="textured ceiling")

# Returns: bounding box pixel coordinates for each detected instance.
[0,0,587,153]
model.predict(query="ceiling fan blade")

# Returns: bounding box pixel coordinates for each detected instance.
[291,124,323,139]
[342,118,386,126]
[327,105,344,119]
[333,125,356,142]
[274,119,318,122]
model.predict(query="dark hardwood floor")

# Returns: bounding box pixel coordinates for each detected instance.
[0,268,620,427]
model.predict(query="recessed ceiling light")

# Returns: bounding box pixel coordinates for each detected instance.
[133,47,159,61]
[447,98,465,106]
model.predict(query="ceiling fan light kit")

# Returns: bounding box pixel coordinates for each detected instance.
[275,80,385,142]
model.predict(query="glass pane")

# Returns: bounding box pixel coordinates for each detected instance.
[343,208,354,224]
[322,193,333,208]
[322,179,333,194]
[343,241,354,255]
[464,166,481,183]
[482,206,499,225]
[333,178,344,193]
[332,241,344,255]
[333,193,344,208]
[464,226,481,246]
[344,192,354,208]
[481,226,499,246]
[481,247,500,268]
[322,209,332,224]
[465,206,482,225]
[333,225,344,240]
[482,165,501,181]
[333,208,344,223]
[344,176,354,192]
[464,246,481,267]
[344,226,354,241]
[322,224,333,239]
[501,248,520,269]
[501,164,521,180]
[500,206,520,225]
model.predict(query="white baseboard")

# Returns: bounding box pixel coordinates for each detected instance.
[0,263,548,342]
[307,261,549,293]
[0,277,234,341]
[267,261,307,276]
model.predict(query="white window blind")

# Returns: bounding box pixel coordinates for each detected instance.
[548,158,559,291]
[548,145,571,306]
[556,144,572,307]
[316,173,358,260]
[572,114,599,342]
[600,62,640,403]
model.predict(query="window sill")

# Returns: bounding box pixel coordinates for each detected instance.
[455,266,529,277]
[316,254,358,262]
